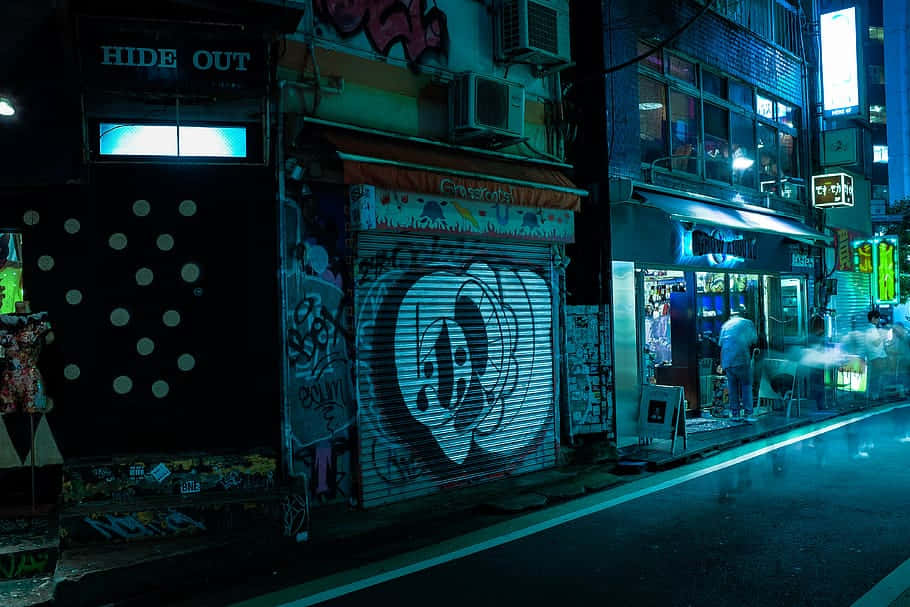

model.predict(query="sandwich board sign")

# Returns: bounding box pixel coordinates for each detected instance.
[638,384,687,454]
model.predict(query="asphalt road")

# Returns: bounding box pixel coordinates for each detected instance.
[309,407,910,607]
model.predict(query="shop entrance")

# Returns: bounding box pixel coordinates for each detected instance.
[639,268,771,415]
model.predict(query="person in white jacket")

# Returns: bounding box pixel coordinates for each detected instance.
[719,310,758,422]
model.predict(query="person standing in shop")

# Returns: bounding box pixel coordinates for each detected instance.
[719,309,758,422]
[865,309,888,401]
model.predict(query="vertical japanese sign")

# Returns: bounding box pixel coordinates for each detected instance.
[853,239,874,274]
[875,236,899,304]
[836,229,854,271]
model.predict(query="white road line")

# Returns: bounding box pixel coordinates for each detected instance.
[232,402,910,607]
[853,557,910,607]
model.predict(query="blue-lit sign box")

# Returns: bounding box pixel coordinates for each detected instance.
[820,7,861,118]
[99,123,248,158]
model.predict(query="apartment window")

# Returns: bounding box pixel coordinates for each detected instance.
[756,94,775,120]
[870,105,887,124]
[639,76,668,165]
[669,90,699,172]
[773,1,801,54]
[668,55,697,86]
[758,123,779,192]
[874,145,889,163]
[729,81,753,111]
[702,70,727,99]
[779,132,799,196]
[638,41,663,73]
[868,65,885,85]
[777,102,797,128]
[869,26,884,42]
[732,113,757,188]
[704,103,731,182]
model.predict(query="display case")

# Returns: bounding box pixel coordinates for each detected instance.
[781,277,805,343]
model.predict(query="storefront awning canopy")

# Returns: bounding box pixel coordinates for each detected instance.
[636,191,833,245]
[320,128,585,211]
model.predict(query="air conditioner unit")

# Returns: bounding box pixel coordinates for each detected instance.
[449,72,525,144]
[496,0,571,68]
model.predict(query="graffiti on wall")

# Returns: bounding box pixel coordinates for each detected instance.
[315,0,449,66]
[565,305,612,437]
[350,188,575,243]
[283,190,356,503]
[0,550,51,580]
[357,237,555,494]
[81,509,206,541]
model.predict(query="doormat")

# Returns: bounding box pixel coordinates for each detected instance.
[686,417,748,434]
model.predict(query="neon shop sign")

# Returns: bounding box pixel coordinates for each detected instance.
[682,228,757,267]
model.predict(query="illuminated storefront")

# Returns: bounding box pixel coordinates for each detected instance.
[610,187,829,446]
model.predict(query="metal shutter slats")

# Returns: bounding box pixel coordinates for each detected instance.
[355,232,557,507]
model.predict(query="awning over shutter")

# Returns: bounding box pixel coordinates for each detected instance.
[636,191,832,245]
[319,128,585,211]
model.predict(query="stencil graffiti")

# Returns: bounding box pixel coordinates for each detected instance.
[359,247,554,484]
[315,0,448,65]
[82,510,206,541]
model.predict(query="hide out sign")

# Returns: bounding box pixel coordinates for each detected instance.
[79,18,267,92]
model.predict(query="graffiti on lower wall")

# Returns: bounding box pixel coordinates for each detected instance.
[357,236,556,502]
[62,453,277,506]
[350,187,575,243]
[282,188,356,503]
[0,550,52,580]
[81,509,206,541]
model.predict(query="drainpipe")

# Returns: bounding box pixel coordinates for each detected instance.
[277,79,293,481]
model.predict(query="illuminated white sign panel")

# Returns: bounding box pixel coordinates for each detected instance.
[820,7,860,117]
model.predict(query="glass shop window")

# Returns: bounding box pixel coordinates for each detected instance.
[0,233,24,315]
[779,132,798,178]
[702,70,727,99]
[731,113,756,188]
[638,41,663,73]
[669,90,699,173]
[668,55,697,86]
[704,103,731,182]
[756,93,775,120]
[639,77,668,165]
[758,123,779,193]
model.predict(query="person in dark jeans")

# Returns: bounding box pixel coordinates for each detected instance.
[719,310,758,421]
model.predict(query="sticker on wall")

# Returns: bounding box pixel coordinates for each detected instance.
[149,463,171,483]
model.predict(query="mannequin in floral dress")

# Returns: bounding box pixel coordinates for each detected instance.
[0,312,52,414]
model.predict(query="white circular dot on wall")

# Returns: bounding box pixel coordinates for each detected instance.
[156,234,175,251]
[23,210,40,226]
[152,380,170,398]
[162,310,181,327]
[64,218,81,234]
[177,354,196,372]
[110,308,130,327]
[65,289,83,305]
[180,263,201,283]
[133,200,151,217]
[63,364,81,380]
[113,375,133,394]
[135,268,154,286]
[137,337,155,356]
[178,200,197,217]
[109,233,128,250]
[37,255,54,271]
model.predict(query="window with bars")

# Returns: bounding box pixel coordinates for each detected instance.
[696,0,801,55]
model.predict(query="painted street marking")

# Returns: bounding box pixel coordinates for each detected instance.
[231,402,910,607]
[852,555,910,607]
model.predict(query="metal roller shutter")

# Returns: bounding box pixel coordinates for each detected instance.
[832,271,872,338]
[355,232,557,507]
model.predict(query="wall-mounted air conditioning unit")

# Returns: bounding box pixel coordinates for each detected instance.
[496,0,571,69]
[449,72,525,144]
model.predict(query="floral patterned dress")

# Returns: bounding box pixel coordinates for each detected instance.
[0,318,50,414]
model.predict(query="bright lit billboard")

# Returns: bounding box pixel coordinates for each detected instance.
[820,7,860,118]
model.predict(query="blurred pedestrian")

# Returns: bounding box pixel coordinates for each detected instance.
[719,310,758,421]
[865,310,888,401]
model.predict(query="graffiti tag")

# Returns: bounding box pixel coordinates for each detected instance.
[83,510,206,541]
[0,551,50,580]
[315,0,448,65]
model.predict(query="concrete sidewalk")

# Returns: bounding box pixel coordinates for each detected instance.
[4,400,908,607]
